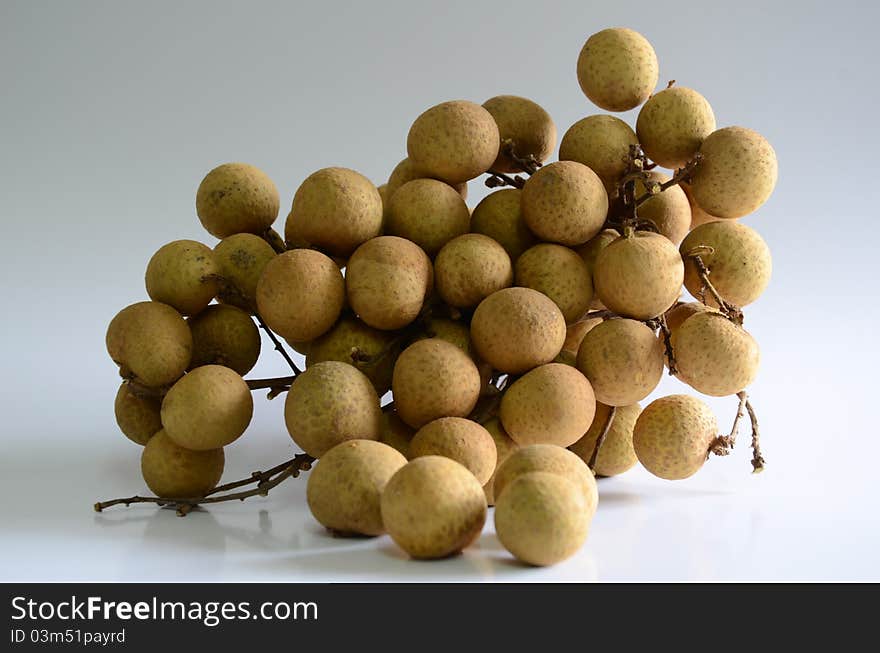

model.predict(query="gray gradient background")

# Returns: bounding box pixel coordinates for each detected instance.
[1,0,878,580]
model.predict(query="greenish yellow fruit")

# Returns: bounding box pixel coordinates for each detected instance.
[435,233,513,308]
[562,317,603,355]
[413,317,473,358]
[187,304,261,376]
[482,95,557,173]
[470,189,536,262]
[664,302,717,334]
[386,157,467,201]
[196,162,279,239]
[559,115,638,194]
[577,28,659,112]
[141,430,225,498]
[114,382,162,446]
[636,87,716,169]
[515,243,593,324]
[386,179,470,256]
[145,240,219,316]
[576,228,619,310]
[213,233,276,312]
[681,182,727,229]
[481,417,520,506]
[306,317,397,395]
[410,417,497,485]
[379,411,416,459]
[634,172,692,245]
[569,402,641,477]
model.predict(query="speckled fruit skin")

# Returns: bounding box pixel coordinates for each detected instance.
[577,28,659,112]
[380,456,487,559]
[577,228,619,310]
[636,87,716,169]
[407,100,500,184]
[187,304,261,376]
[414,317,473,357]
[145,240,219,316]
[633,394,717,480]
[106,301,192,387]
[559,115,639,194]
[470,189,536,262]
[665,302,717,334]
[409,417,497,485]
[634,172,692,245]
[391,338,481,429]
[576,318,664,406]
[386,179,471,257]
[681,182,727,229]
[482,95,557,173]
[284,361,381,458]
[306,317,397,395]
[284,167,383,258]
[493,444,598,516]
[141,430,225,498]
[681,221,772,308]
[306,440,407,536]
[114,383,162,446]
[434,233,512,308]
[562,317,603,354]
[386,158,468,201]
[495,472,590,566]
[196,162,279,239]
[345,236,433,331]
[521,161,609,246]
[569,402,641,477]
[470,287,566,374]
[515,243,593,324]
[161,365,253,450]
[379,411,416,459]
[481,417,520,506]
[213,233,276,312]
[500,363,597,448]
[593,231,684,320]
[256,249,345,342]
[671,312,760,397]
[690,126,778,218]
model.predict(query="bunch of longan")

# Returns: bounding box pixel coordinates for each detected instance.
[101,26,776,567]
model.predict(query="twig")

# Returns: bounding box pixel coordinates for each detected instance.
[255,314,302,374]
[588,406,617,472]
[709,391,747,457]
[647,314,677,375]
[684,248,744,324]
[485,170,526,189]
[125,375,296,401]
[744,397,765,473]
[500,140,543,175]
[633,154,702,207]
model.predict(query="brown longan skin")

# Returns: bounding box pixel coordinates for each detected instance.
[636,87,716,169]
[576,318,664,406]
[577,28,659,112]
[141,430,225,498]
[161,364,254,451]
[634,172,692,245]
[470,189,536,262]
[482,95,557,173]
[569,402,641,477]
[379,411,416,459]
[386,158,467,201]
[407,100,500,184]
[285,167,383,258]
[306,317,397,395]
[391,338,481,429]
[515,243,593,324]
[114,383,162,446]
[633,394,717,480]
[306,440,407,537]
[435,233,513,308]
[187,304,261,376]
[481,417,520,506]
[409,417,497,485]
[386,179,471,257]
[196,163,279,239]
[500,363,597,448]
[256,249,345,342]
[145,240,220,316]
[559,115,639,194]
[213,233,276,312]
[521,161,609,246]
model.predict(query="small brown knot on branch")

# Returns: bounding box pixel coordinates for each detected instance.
[500,140,543,176]
[647,314,677,376]
[634,154,702,207]
[485,170,526,189]
[666,79,676,89]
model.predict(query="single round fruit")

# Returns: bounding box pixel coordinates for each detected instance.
[435,233,513,308]
[515,243,593,324]
[559,115,639,194]
[633,172,692,245]
[482,417,520,506]
[636,87,716,169]
[482,95,556,173]
[196,162,279,238]
[213,233,276,311]
[386,157,467,201]
[665,302,717,334]
[569,402,641,477]
[470,189,536,262]
[681,182,726,229]
[306,317,397,395]
[145,240,219,316]
[114,382,162,446]
[386,178,470,256]
[562,317,603,355]
[380,411,416,459]
[141,430,223,498]
[187,304,261,376]
[577,228,619,309]
[413,317,473,357]
[577,28,659,112]
[409,417,497,485]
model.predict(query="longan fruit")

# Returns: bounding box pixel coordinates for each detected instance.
[141,430,225,498]
[515,243,593,324]
[680,221,772,308]
[196,162,279,239]
[576,228,619,310]
[470,287,566,374]
[386,157,467,201]
[409,417,497,485]
[161,364,253,450]
[407,100,500,184]
[636,87,716,169]
[145,240,220,316]
[413,317,473,358]
[633,394,717,480]
[482,95,557,172]
[187,304,261,376]
[671,312,760,397]
[593,231,684,320]
[681,182,726,229]
[391,338,481,429]
[381,456,487,559]
[664,301,716,334]
[284,361,382,458]
[495,472,590,566]
[689,126,778,218]
[470,189,536,262]
[576,318,664,406]
[380,411,416,459]
[435,233,513,308]
[345,236,433,331]
[559,115,639,194]
[569,402,641,477]
[562,317,603,355]
[213,233,276,311]
[114,382,162,446]
[577,28,659,112]
[386,179,471,256]
[521,161,609,246]
[634,172,692,245]
[481,417,520,506]
[306,440,407,536]
[285,167,383,257]
[256,249,345,342]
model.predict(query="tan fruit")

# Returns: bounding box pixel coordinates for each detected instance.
[482,95,557,173]
[576,228,619,310]
[576,318,664,406]
[141,430,224,498]
[413,317,473,358]
[481,417,520,506]
[435,233,513,308]
[410,417,497,485]
[634,172,692,245]
[391,338,481,429]
[515,243,593,324]
[306,440,407,536]
[407,100,500,184]
[161,364,253,450]
[665,302,717,334]
[495,472,590,566]
[213,233,276,311]
[681,182,726,229]
[680,221,772,308]
[671,312,760,396]
[562,317,603,354]
[381,456,487,559]
[569,402,641,477]
[500,363,597,448]
[636,87,716,169]
[114,383,162,446]
[256,249,345,342]
[577,28,659,112]
[690,126,778,218]
[593,231,684,319]
[470,287,566,374]
[187,304,261,376]
[345,236,433,330]
[386,157,467,201]
[379,411,416,459]
[386,179,471,256]
[470,189,536,262]
[306,317,397,395]
[633,394,717,480]
[145,240,219,316]
[559,115,639,194]
[521,161,608,246]
[196,162,279,238]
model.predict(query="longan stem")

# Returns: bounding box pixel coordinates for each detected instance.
[709,391,747,457]
[632,153,701,207]
[255,314,302,375]
[685,251,744,324]
[485,170,526,189]
[744,397,765,473]
[648,314,678,376]
[588,406,617,473]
